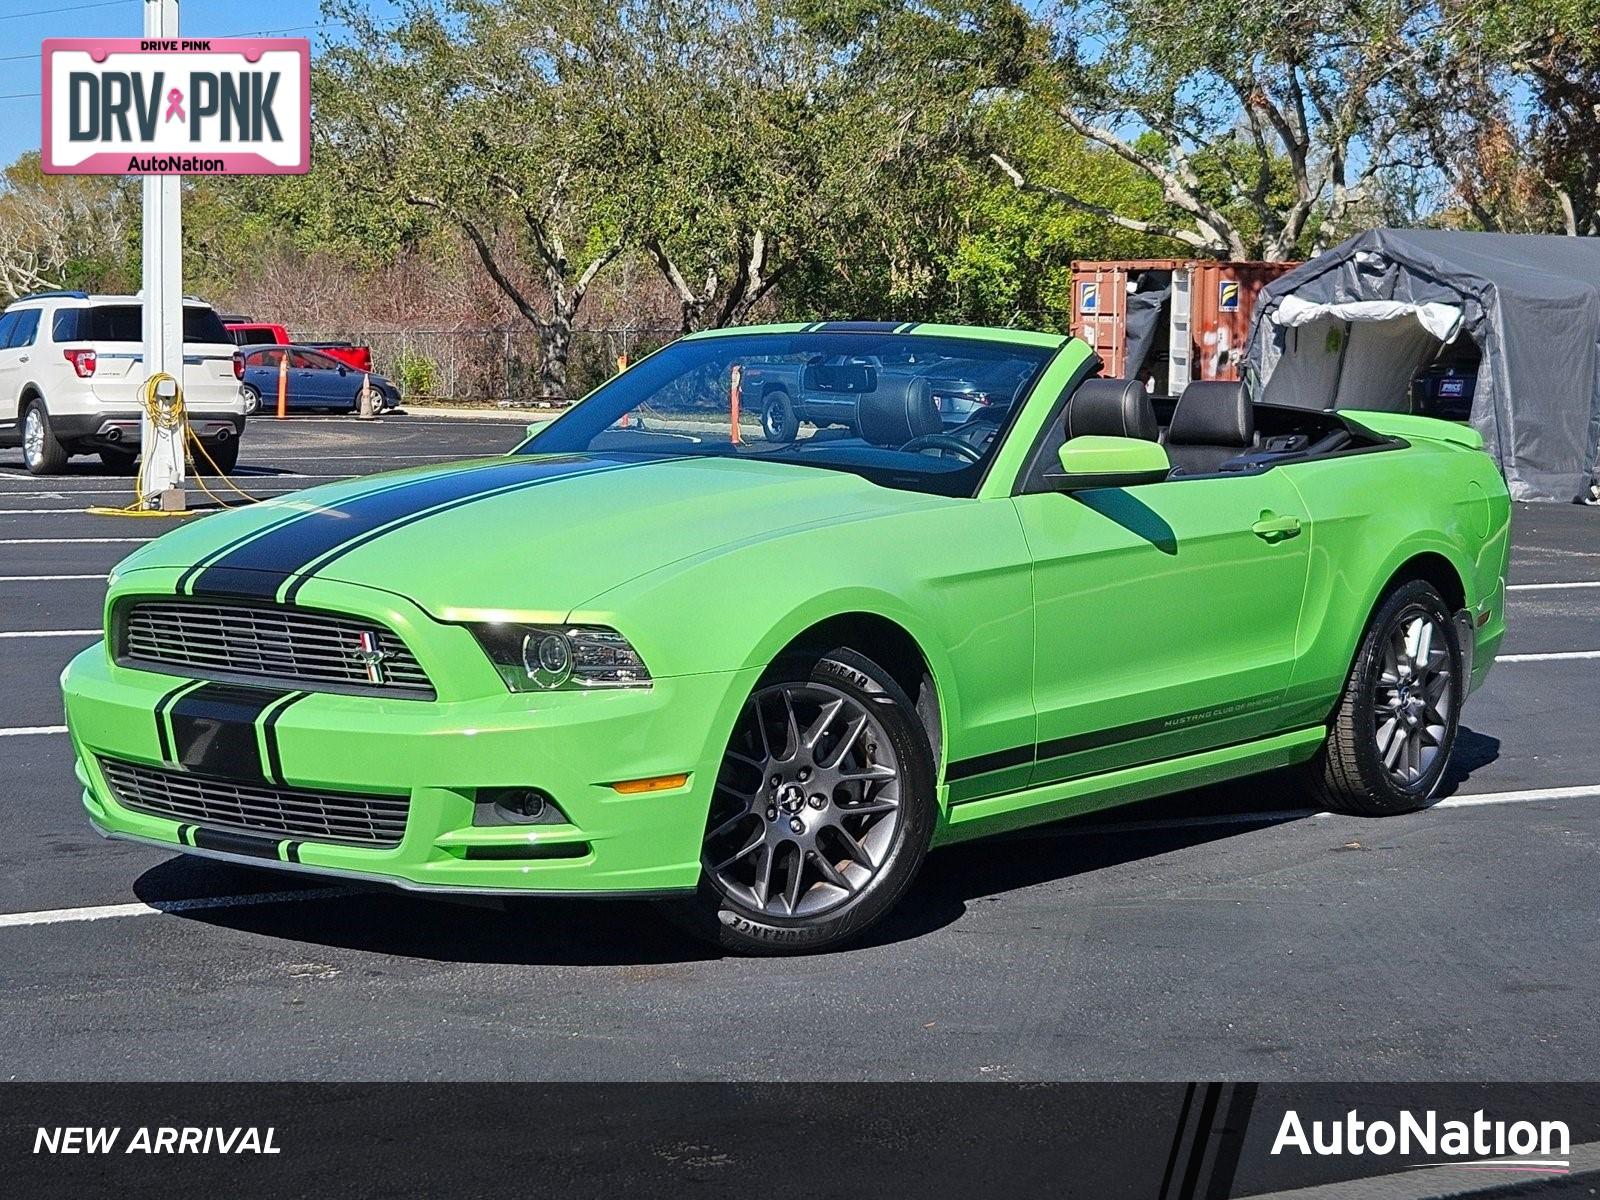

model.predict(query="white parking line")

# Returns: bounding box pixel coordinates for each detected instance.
[1507,580,1600,591]
[280,453,473,461]
[0,574,106,581]
[0,507,147,514]
[1499,650,1600,662]
[0,725,68,737]
[1434,783,1600,809]
[0,629,100,639]
[3,783,1593,932]
[0,537,153,544]
[0,473,354,484]
[0,887,349,930]
[0,488,304,500]
[1023,782,1600,839]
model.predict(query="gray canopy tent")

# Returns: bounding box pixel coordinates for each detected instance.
[1244,229,1600,501]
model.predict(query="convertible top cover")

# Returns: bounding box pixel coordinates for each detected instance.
[1244,228,1600,501]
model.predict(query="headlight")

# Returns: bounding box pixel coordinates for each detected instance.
[469,623,652,691]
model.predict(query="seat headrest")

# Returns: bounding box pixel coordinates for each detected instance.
[1065,378,1158,441]
[1168,381,1254,447]
[857,380,942,447]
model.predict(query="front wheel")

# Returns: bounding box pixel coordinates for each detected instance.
[241,386,261,415]
[666,647,936,955]
[1303,579,1463,815]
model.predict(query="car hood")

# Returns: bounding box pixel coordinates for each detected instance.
[117,452,934,617]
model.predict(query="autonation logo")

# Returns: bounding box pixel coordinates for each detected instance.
[1272,1109,1571,1176]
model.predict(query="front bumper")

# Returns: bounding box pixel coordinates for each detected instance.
[63,631,757,896]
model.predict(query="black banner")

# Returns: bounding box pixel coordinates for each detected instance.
[4,1083,1598,1198]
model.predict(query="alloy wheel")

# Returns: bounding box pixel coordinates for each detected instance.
[703,681,902,918]
[23,407,44,469]
[1373,611,1453,787]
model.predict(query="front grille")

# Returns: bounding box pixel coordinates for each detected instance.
[99,756,409,847]
[119,600,433,698]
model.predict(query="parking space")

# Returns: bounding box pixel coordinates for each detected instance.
[0,413,1596,1081]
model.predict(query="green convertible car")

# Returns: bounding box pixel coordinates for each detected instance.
[61,323,1511,953]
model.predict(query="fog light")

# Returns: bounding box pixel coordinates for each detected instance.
[474,787,568,827]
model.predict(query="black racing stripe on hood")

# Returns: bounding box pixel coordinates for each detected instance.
[279,454,664,603]
[176,469,442,596]
[188,455,647,600]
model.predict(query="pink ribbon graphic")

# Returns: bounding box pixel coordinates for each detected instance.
[164,88,185,123]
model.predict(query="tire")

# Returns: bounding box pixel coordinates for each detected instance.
[241,386,260,415]
[664,646,936,955]
[99,448,138,474]
[21,398,69,475]
[194,436,240,475]
[1303,579,1463,815]
[761,390,798,442]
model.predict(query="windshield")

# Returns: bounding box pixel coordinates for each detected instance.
[521,332,1058,495]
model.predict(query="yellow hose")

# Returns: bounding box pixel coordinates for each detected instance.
[87,372,258,517]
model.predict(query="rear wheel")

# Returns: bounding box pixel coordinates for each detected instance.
[761,390,798,442]
[22,399,69,475]
[665,647,935,954]
[1304,580,1462,815]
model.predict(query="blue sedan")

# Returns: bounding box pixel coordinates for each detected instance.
[240,346,402,414]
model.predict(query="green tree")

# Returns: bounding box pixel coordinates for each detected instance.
[974,0,1459,259]
[317,0,633,398]
[1422,0,1600,235]
[0,154,139,299]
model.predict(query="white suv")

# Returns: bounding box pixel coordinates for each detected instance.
[0,291,248,475]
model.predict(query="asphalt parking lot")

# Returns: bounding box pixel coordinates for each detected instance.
[0,414,1596,1082]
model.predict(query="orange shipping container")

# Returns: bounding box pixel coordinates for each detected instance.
[1070,259,1300,393]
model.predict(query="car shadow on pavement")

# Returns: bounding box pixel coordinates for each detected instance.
[130,727,1502,963]
[1433,725,1501,797]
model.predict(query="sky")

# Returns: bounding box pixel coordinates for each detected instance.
[0,0,400,167]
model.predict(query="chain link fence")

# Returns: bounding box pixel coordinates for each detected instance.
[297,326,680,405]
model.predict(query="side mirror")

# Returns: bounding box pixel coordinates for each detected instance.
[337,365,349,375]
[524,420,552,440]
[1048,436,1170,490]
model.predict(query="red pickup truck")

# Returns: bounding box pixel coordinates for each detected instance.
[224,321,374,373]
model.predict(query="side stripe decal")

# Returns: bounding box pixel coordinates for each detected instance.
[947,694,1283,796]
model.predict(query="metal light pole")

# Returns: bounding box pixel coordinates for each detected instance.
[140,0,186,508]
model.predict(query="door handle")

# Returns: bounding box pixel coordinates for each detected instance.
[1251,513,1302,541]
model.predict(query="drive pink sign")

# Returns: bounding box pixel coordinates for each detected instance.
[42,38,310,175]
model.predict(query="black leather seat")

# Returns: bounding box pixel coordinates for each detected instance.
[858,381,942,447]
[1065,378,1159,441]
[1162,381,1255,473]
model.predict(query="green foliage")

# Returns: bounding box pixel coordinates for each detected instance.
[392,348,441,399]
[6,0,1586,346]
